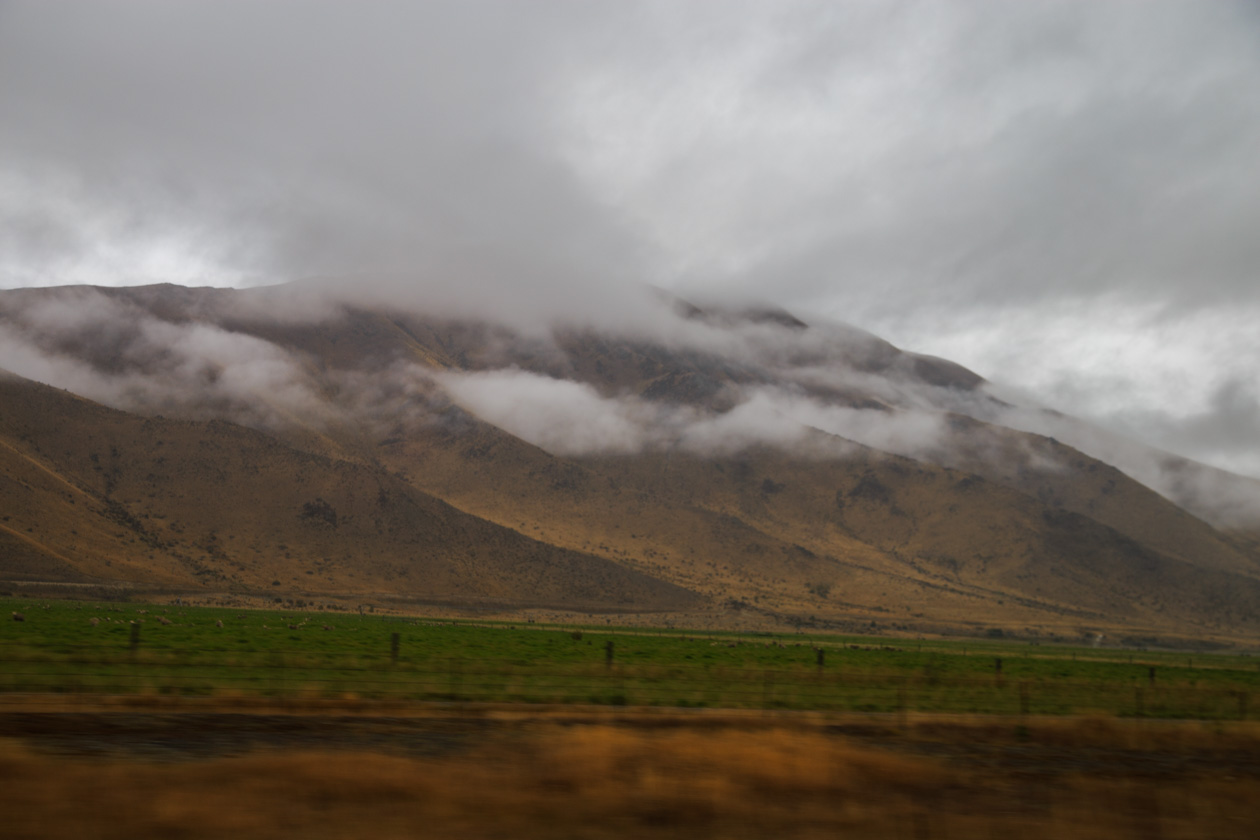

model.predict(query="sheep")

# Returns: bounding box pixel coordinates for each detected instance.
[215,619,224,628]
[11,612,24,622]
[157,616,172,626]
[89,617,100,627]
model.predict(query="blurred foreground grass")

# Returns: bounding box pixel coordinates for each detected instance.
[2,713,1258,839]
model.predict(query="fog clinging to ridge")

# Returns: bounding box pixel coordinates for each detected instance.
[2,280,1256,527]
[1,1,1258,482]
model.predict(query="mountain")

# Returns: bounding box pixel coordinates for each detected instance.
[0,370,696,613]
[2,282,1259,643]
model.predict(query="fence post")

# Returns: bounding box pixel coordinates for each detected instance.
[816,648,825,671]
[129,622,140,656]
[605,640,614,668]
[1149,667,1156,686]
[390,632,400,664]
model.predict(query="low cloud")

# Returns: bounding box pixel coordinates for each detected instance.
[1,281,1254,527]
[969,383,1260,528]
[434,368,659,456]
[0,287,335,429]
[2,2,1257,501]
[434,365,946,461]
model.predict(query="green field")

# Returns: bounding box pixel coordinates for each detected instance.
[3,599,1259,718]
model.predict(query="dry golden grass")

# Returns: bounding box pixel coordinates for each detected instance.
[2,716,1258,839]
[0,374,694,612]
[388,420,1260,643]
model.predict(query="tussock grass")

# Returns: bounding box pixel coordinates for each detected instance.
[1,717,1257,839]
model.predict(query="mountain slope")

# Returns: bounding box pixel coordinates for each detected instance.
[378,411,1260,637]
[0,371,697,611]
[2,282,1259,641]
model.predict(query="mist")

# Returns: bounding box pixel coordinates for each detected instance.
[6,278,1256,530]
[1,2,1257,516]
[434,367,943,459]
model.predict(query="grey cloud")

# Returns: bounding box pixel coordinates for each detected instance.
[1104,378,1260,481]
[0,288,335,429]
[683,1,1260,315]
[0,1,648,298]
[434,365,947,460]
[3,280,1254,524]
[434,368,665,455]
[958,382,1260,528]
[1,1,1257,492]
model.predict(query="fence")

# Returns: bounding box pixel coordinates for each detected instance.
[0,640,1252,720]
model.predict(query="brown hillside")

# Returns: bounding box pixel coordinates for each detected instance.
[378,412,1260,639]
[926,416,1260,580]
[3,282,1259,642]
[0,371,697,612]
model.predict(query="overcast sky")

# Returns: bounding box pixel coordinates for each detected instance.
[2,1,1258,478]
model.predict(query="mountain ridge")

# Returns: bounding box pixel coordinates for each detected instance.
[2,282,1258,642]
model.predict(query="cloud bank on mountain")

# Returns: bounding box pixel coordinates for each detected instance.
[1,1,1257,481]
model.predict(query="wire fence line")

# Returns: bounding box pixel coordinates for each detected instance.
[0,642,1252,720]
